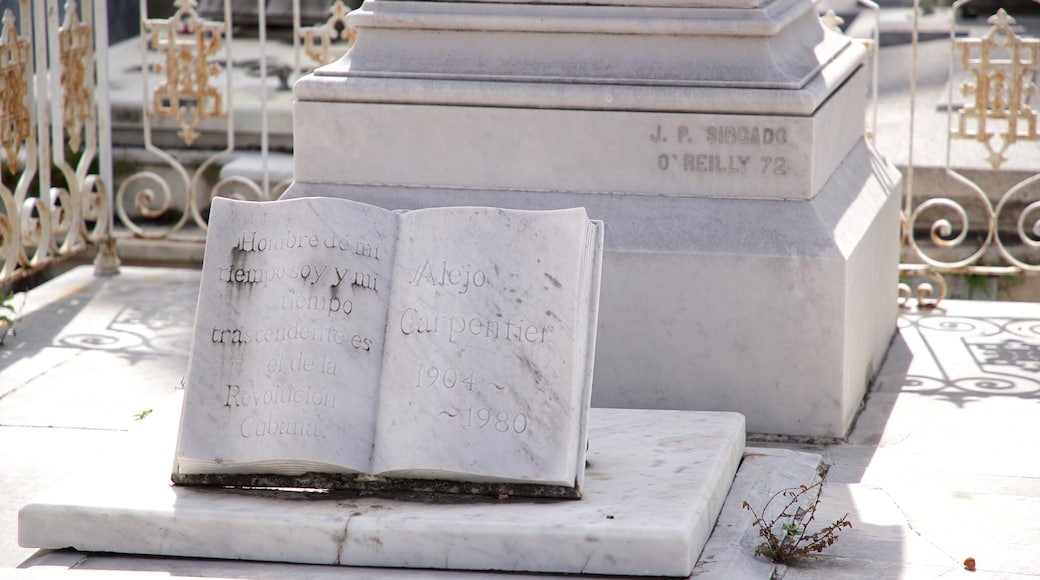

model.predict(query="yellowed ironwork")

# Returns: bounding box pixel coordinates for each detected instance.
[0,9,32,174]
[117,0,244,239]
[59,0,95,154]
[298,0,354,68]
[143,0,226,146]
[0,0,116,286]
[898,2,1040,308]
[954,8,1039,170]
[898,265,948,309]
[820,9,844,33]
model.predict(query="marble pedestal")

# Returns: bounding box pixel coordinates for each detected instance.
[19,396,745,578]
[284,0,902,437]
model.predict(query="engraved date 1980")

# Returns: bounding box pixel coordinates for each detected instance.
[439,407,529,434]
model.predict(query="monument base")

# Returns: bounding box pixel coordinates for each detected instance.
[19,395,744,578]
[284,137,901,438]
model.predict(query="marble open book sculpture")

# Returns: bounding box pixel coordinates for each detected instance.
[173,197,604,498]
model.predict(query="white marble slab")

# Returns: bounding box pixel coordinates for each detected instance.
[286,136,902,438]
[328,0,853,91]
[176,200,601,495]
[287,0,899,442]
[19,396,744,577]
[294,70,865,201]
[371,208,601,489]
[176,197,398,477]
[432,0,769,8]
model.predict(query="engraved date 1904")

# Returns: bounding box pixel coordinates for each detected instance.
[416,365,505,391]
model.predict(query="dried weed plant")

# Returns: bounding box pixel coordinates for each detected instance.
[742,477,852,564]
[0,291,17,344]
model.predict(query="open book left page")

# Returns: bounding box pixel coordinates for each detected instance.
[174,196,398,477]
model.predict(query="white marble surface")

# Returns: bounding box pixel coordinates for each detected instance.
[296,0,863,117]
[177,197,400,475]
[442,0,769,7]
[374,208,601,487]
[287,0,900,440]
[177,199,600,491]
[294,69,866,202]
[19,398,745,578]
[16,447,827,580]
[285,138,902,437]
[324,0,854,92]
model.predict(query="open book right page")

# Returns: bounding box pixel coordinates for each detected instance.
[371,207,599,488]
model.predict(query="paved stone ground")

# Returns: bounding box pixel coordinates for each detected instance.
[0,266,199,569]
[4,266,1040,578]
[777,300,1040,579]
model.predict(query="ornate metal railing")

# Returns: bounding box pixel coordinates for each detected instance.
[898,0,1040,307]
[114,0,354,241]
[296,0,355,70]
[11,0,1036,308]
[0,0,118,287]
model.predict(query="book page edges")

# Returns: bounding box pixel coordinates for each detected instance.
[175,458,362,477]
[573,219,604,495]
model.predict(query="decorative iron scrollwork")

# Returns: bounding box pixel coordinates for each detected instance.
[298,0,354,69]
[900,2,1040,307]
[59,0,95,154]
[898,265,949,309]
[953,8,1039,170]
[143,0,227,147]
[0,9,31,175]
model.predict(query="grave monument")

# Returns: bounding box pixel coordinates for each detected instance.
[172,196,605,498]
[21,181,747,578]
[283,0,902,438]
[17,0,894,574]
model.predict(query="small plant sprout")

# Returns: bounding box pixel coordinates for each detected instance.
[0,291,17,345]
[742,476,852,564]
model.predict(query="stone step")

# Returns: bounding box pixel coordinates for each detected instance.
[18,397,821,579]
[19,399,755,577]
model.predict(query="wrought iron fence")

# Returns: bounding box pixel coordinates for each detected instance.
[7,0,1039,306]
[896,0,1040,307]
[0,0,118,287]
[114,0,353,241]
[1,0,355,282]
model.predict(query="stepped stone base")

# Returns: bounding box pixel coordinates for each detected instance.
[285,0,902,438]
[19,397,744,578]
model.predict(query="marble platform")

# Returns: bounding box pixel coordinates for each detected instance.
[18,396,745,578]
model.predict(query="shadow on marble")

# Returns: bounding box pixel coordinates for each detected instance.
[0,268,197,401]
[893,307,1040,407]
[785,302,1040,578]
